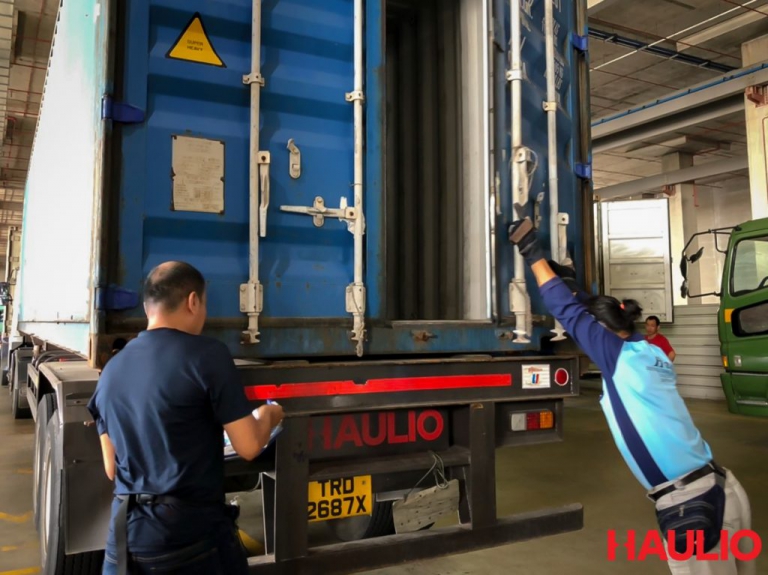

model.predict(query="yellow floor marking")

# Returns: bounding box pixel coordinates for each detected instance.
[15,469,33,475]
[238,529,264,556]
[0,511,32,524]
[1,541,35,552]
[0,568,41,575]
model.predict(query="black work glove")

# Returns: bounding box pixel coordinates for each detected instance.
[548,259,581,294]
[508,218,546,266]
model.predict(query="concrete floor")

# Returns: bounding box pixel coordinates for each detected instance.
[1,388,766,574]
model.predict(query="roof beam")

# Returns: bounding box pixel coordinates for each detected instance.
[588,0,622,15]
[593,96,743,153]
[676,6,768,52]
[595,156,748,201]
[592,64,768,152]
[590,28,736,73]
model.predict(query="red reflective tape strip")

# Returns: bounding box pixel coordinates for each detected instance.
[244,374,512,400]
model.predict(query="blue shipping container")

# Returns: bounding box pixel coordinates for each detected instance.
[17,0,590,363]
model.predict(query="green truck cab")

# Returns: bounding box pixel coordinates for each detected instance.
[682,217,768,416]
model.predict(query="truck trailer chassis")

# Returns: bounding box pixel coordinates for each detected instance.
[26,355,583,574]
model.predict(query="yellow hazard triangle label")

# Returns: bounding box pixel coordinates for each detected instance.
[167,13,225,67]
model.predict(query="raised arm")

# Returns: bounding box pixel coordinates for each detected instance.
[509,219,625,375]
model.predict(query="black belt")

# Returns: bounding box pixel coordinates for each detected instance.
[114,494,221,575]
[649,461,726,502]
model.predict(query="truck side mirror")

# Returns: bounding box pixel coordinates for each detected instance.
[689,247,705,263]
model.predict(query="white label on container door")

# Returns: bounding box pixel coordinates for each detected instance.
[172,135,225,213]
[521,364,551,389]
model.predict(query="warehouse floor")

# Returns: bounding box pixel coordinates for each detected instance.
[1,388,766,575]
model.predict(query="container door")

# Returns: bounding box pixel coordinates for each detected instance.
[493,0,589,337]
[600,199,674,322]
[258,3,359,325]
[17,0,111,356]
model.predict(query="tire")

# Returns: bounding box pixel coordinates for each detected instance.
[326,500,396,542]
[40,409,104,575]
[11,372,31,419]
[34,394,56,531]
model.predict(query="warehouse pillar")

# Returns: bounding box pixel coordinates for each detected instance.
[742,35,768,220]
[664,152,702,305]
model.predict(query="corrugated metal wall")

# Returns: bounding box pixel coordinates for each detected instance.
[664,304,724,400]
[582,304,724,401]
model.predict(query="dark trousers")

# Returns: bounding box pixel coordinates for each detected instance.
[103,514,248,575]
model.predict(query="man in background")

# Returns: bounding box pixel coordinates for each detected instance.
[646,315,676,362]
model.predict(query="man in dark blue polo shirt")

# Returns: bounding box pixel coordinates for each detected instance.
[88,261,283,574]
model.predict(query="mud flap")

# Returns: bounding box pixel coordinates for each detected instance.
[393,479,460,534]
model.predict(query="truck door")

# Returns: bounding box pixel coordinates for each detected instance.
[720,232,768,409]
[599,199,674,322]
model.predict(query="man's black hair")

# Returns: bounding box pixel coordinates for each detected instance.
[646,315,660,327]
[144,261,206,311]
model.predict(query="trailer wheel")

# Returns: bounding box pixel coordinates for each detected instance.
[326,500,396,541]
[40,409,104,575]
[34,393,56,531]
[11,372,30,419]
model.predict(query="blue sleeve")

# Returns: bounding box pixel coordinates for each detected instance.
[201,341,254,426]
[539,277,625,376]
[86,386,108,436]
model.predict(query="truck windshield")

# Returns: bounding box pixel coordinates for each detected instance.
[731,236,768,296]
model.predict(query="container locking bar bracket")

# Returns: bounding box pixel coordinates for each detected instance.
[550,213,570,342]
[258,152,271,238]
[509,280,532,344]
[346,283,366,355]
[345,91,365,103]
[239,282,263,343]
[239,283,263,316]
[243,72,265,87]
[287,139,301,179]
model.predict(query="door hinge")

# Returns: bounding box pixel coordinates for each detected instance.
[571,33,588,53]
[95,285,140,311]
[575,163,592,180]
[102,97,145,124]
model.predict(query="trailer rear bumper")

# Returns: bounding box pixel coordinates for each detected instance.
[248,503,584,574]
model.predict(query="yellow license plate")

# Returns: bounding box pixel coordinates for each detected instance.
[307,475,372,522]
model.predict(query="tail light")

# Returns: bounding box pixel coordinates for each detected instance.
[554,368,570,386]
[510,410,555,432]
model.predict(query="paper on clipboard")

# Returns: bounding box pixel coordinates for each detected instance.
[224,408,283,459]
